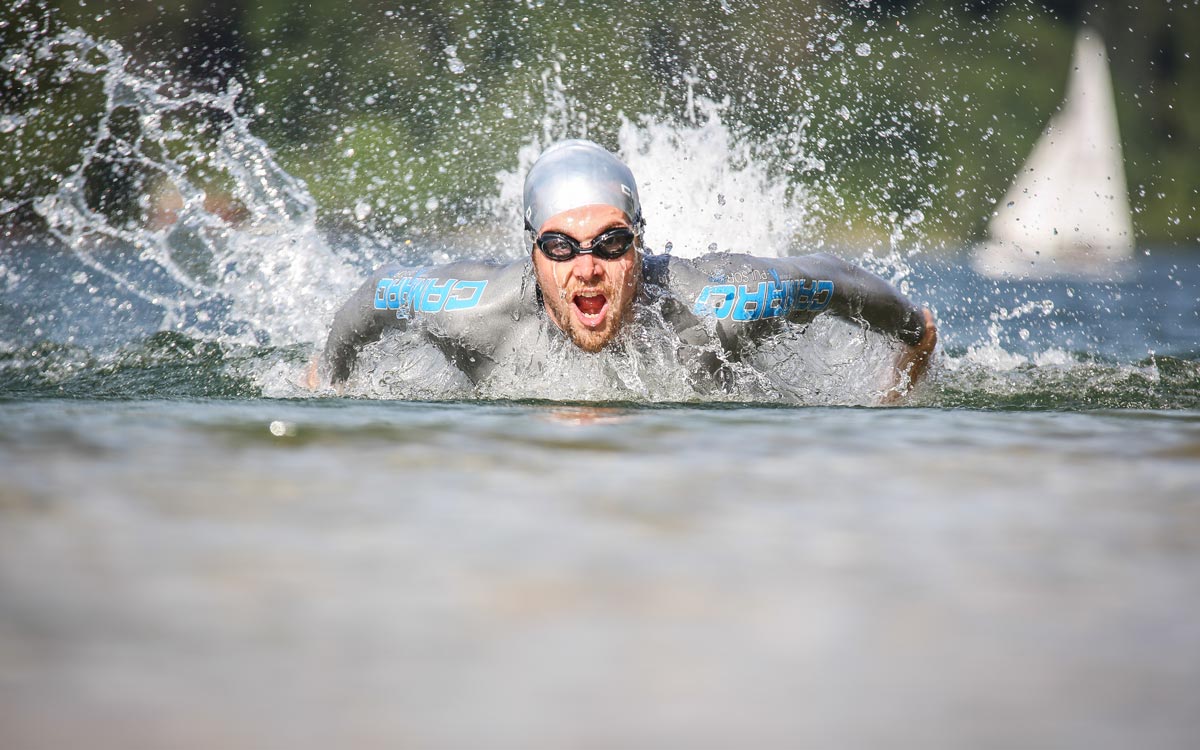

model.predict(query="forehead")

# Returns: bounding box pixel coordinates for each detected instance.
[538,204,631,237]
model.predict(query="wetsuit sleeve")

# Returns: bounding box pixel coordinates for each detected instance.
[321,273,402,385]
[319,260,521,385]
[784,253,926,345]
[682,252,927,346]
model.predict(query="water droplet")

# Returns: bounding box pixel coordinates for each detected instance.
[269,420,295,437]
[444,45,465,74]
[855,43,871,57]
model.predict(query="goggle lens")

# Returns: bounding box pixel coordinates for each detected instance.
[536,227,636,262]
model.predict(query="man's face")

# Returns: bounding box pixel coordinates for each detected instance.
[532,204,641,353]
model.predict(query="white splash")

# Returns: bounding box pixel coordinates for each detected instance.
[6,28,358,346]
[494,96,818,260]
[619,100,817,259]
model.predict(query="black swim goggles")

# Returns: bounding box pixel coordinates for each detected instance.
[534,226,638,262]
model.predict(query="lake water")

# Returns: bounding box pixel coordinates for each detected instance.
[4,13,1199,749]
[2,240,1199,749]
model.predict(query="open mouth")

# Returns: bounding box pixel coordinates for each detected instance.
[571,291,610,328]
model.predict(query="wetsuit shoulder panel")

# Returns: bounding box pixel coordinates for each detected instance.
[322,258,533,384]
[672,252,925,346]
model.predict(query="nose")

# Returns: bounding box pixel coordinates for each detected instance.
[571,251,602,280]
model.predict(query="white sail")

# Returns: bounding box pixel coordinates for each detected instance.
[973,30,1134,279]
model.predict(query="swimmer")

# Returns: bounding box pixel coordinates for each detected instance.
[309,139,937,402]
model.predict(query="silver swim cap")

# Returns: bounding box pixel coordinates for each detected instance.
[523,139,642,235]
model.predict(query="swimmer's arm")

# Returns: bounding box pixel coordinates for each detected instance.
[307,259,519,389]
[311,275,404,387]
[773,253,938,397]
[774,253,925,342]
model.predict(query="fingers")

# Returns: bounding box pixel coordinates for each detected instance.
[920,307,938,352]
[882,307,937,404]
[305,354,321,391]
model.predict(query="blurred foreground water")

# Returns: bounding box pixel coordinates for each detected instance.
[2,397,1199,750]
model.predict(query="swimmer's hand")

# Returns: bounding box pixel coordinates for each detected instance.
[304,353,344,395]
[305,354,321,390]
[883,307,937,404]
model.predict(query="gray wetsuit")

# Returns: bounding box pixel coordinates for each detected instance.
[320,252,927,387]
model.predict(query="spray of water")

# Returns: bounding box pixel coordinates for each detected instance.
[3,27,358,347]
[619,98,818,259]
[2,18,1194,407]
[491,69,823,261]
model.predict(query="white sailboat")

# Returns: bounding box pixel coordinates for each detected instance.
[972,30,1135,279]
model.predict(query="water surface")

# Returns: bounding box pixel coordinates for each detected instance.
[2,398,1198,749]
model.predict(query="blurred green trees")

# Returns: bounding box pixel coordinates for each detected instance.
[3,0,1196,246]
